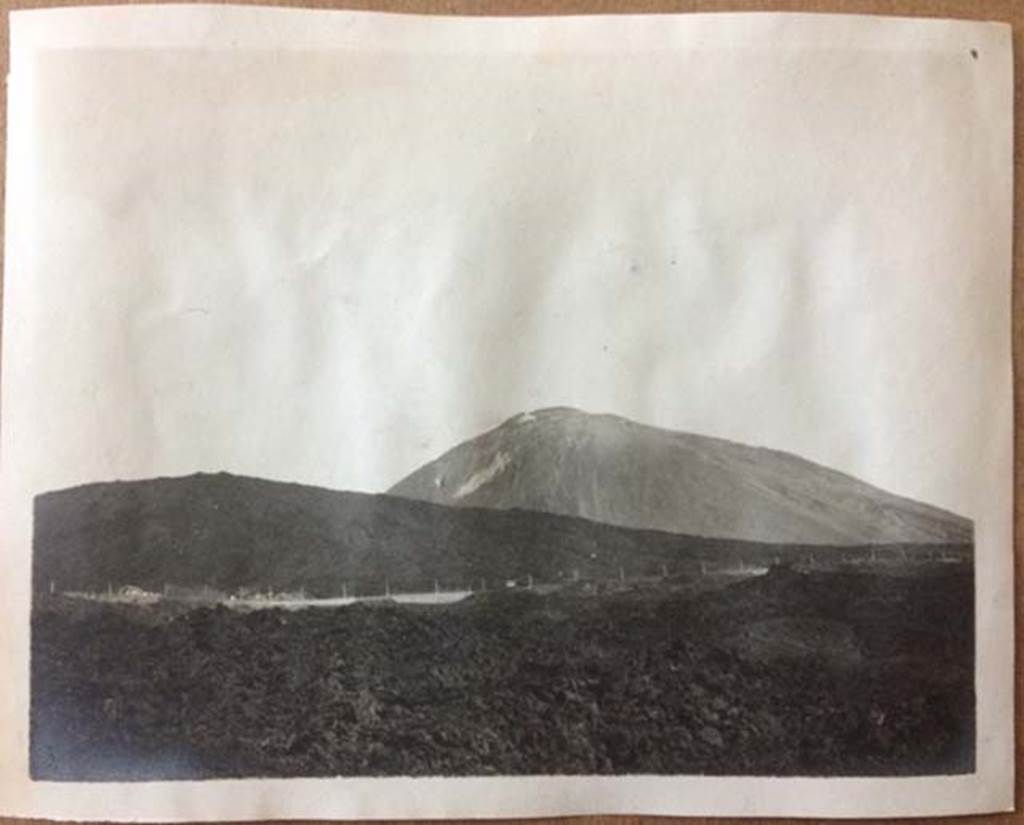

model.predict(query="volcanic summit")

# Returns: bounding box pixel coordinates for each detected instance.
[389,407,971,545]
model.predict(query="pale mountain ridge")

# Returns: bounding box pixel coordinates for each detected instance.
[388,407,971,545]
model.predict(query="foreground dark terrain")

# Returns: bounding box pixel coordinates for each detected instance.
[31,564,974,780]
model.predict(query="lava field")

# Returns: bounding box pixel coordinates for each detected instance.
[31,564,974,780]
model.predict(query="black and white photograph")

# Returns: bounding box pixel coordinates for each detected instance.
[0,5,1014,820]
[31,408,976,780]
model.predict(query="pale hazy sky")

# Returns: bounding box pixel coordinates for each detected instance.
[10,27,1011,518]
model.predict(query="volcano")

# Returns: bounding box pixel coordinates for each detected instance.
[388,407,971,545]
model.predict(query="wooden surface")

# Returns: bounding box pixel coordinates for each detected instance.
[0,0,1018,823]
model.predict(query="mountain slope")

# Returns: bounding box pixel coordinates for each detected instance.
[388,407,971,545]
[35,472,845,597]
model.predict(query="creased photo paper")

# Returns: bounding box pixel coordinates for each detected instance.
[0,5,1014,820]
